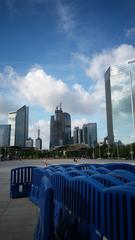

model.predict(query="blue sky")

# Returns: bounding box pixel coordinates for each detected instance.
[0,0,135,148]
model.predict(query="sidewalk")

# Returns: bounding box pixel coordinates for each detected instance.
[0,161,39,240]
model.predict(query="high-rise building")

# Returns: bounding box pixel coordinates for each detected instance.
[82,123,97,147]
[8,105,29,147]
[78,128,83,144]
[73,127,79,144]
[35,128,42,150]
[8,112,16,146]
[50,105,71,149]
[73,123,97,147]
[0,125,11,147]
[105,60,135,144]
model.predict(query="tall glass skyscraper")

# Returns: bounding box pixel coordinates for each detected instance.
[15,105,29,147]
[105,60,135,144]
[8,105,29,147]
[0,125,11,147]
[8,112,16,146]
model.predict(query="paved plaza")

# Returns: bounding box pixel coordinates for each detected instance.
[0,158,135,240]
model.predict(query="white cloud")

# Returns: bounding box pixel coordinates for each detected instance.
[56,0,75,33]
[86,44,135,83]
[13,66,100,115]
[126,27,135,37]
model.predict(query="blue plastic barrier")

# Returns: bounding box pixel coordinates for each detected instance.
[27,163,135,240]
[30,167,55,206]
[34,176,54,240]
[102,185,135,240]
[109,169,135,183]
[10,166,36,198]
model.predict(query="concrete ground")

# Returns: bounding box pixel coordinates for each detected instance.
[0,158,134,240]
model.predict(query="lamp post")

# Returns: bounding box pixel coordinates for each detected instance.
[98,143,101,159]
[92,146,95,159]
[116,140,119,160]
[130,137,134,160]
[107,142,110,159]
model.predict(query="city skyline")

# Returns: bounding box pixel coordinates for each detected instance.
[0,0,135,148]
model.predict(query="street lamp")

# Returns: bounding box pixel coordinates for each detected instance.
[98,143,101,159]
[116,140,119,160]
[130,138,134,160]
[107,142,110,159]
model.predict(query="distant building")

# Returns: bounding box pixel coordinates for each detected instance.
[8,112,16,146]
[105,60,135,144]
[8,105,29,147]
[74,123,97,147]
[73,127,79,144]
[84,123,97,147]
[50,105,71,149]
[35,128,42,150]
[78,128,83,144]
[26,138,33,148]
[0,125,11,147]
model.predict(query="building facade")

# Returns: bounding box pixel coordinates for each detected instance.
[82,123,97,147]
[8,105,29,147]
[0,125,11,147]
[73,123,97,147]
[35,128,42,150]
[8,112,16,146]
[105,60,135,144]
[50,106,71,149]
[73,127,79,144]
[26,138,33,148]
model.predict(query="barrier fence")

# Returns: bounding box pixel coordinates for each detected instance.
[10,163,135,240]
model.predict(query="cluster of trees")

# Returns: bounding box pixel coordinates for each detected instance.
[1,143,135,160]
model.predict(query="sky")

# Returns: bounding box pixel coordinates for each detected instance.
[0,0,135,148]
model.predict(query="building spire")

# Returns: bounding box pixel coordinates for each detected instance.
[38,128,40,138]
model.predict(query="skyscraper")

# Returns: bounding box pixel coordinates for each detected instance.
[8,105,29,147]
[50,105,71,149]
[105,60,135,144]
[15,105,29,147]
[35,128,42,150]
[73,123,97,147]
[0,125,11,147]
[82,123,97,147]
[8,112,16,146]
[73,127,79,144]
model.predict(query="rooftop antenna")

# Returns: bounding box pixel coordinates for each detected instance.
[38,128,40,138]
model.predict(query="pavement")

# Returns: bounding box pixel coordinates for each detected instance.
[0,158,135,240]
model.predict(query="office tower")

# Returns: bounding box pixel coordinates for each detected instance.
[0,125,11,147]
[50,105,71,149]
[82,123,97,147]
[82,124,88,144]
[26,138,33,148]
[78,128,83,144]
[8,112,16,146]
[105,60,135,144]
[15,105,29,147]
[63,112,71,145]
[8,105,29,147]
[73,127,79,144]
[35,128,42,150]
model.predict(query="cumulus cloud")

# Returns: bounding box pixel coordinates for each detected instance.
[86,44,135,83]
[12,66,100,115]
